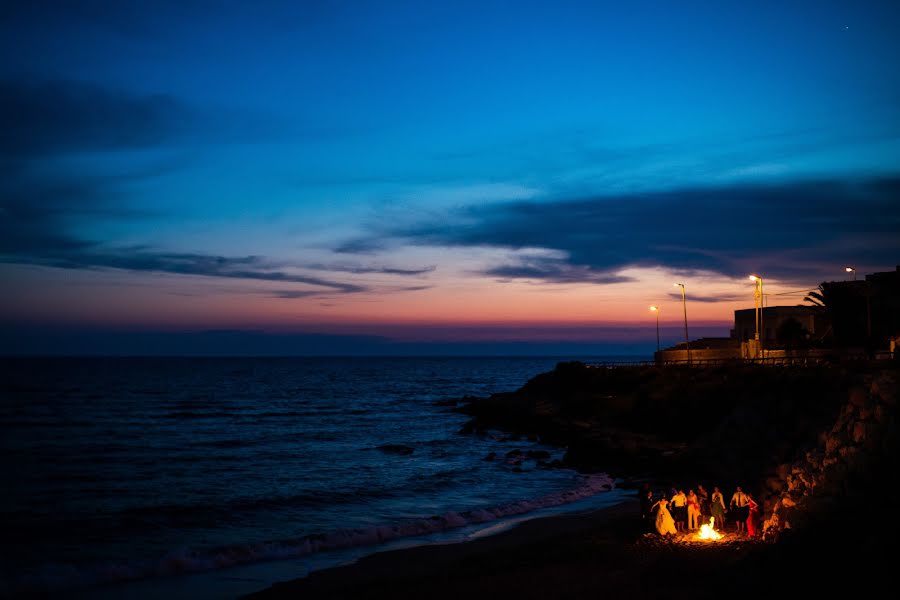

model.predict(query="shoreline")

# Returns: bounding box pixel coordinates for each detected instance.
[66,476,628,600]
[243,489,895,600]
[243,497,641,599]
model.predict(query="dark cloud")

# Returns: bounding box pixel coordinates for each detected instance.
[269,283,430,299]
[667,292,743,303]
[0,167,128,256]
[394,285,431,292]
[271,290,338,299]
[0,167,365,294]
[6,242,368,293]
[360,178,900,283]
[306,263,435,276]
[0,78,329,161]
[481,255,633,285]
[0,79,191,157]
[333,238,390,255]
[0,77,367,294]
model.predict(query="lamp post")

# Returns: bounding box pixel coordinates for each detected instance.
[650,306,660,353]
[749,275,764,358]
[673,283,690,364]
[845,266,856,281]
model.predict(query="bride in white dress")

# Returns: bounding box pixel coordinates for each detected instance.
[654,497,677,535]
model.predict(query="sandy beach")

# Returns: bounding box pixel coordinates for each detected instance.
[242,498,641,600]
[241,497,775,600]
[244,481,895,600]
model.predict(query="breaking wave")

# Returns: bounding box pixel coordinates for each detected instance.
[10,474,615,595]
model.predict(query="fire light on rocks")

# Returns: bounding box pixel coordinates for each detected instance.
[696,517,722,541]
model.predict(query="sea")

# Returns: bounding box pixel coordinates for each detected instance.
[0,356,641,598]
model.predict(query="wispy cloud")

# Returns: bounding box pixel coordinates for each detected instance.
[305,263,435,276]
[270,290,334,299]
[0,77,374,295]
[27,248,369,292]
[667,292,743,303]
[0,165,367,293]
[481,255,633,285]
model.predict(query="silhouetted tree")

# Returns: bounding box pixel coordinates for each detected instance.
[803,282,867,347]
[804,284,827,308]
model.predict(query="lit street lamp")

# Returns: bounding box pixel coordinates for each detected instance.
[673,283,691,364]
[749,275,764,358]
[650,306,660,353]
[845,266,856,281]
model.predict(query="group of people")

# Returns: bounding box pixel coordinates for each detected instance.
[639,483,760,537]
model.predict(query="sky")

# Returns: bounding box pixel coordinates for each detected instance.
[1,0,899,355]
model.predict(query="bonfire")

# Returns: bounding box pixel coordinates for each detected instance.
[695,517,722,541]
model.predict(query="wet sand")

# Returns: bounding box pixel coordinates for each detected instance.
[242,499,758,600]
[243,492,892,600]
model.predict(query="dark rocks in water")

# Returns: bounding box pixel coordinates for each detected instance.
[482,452,497,461]
[435,395,481,407]
[503,449,550,461]
[376,444,415,456]
[457,361,862,483]
[526,449,551,460]
[450,395,486,413]
[458,419,479,435]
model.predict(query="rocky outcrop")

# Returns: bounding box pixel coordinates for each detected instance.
[760,370,898,537]
[458,360,899,543]
[458,361,857,481]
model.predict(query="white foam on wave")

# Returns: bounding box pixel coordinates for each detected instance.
[12,473,615,596]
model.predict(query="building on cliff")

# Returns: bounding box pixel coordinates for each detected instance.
[818,265,900,350]
[655,266,900,364]
[731,305,829,345]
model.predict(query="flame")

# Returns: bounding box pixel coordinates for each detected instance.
[696,517,722,541]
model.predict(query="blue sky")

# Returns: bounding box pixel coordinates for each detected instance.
[1,1,899,354]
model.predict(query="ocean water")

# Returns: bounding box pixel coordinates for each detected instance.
[0,357,634,597]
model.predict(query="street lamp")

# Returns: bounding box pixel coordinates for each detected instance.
[845,266,856,281]
[673,283,691,364]
[650,306,660,353]
[749,275,764,358]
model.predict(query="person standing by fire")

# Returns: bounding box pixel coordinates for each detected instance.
[653,497,677,536]
[696,484,710,522]
[640,486,655,533]
[746,493,760,537]
[710,486,727,527]
[671,489,687,532]
[730,486,750,534]
[686,489,701,530]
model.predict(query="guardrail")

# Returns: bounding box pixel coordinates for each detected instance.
[587,352,895,369]
[584,360,657,368]
[656,356,830,367]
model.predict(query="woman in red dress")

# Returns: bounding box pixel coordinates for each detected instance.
[746,494,760,537]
